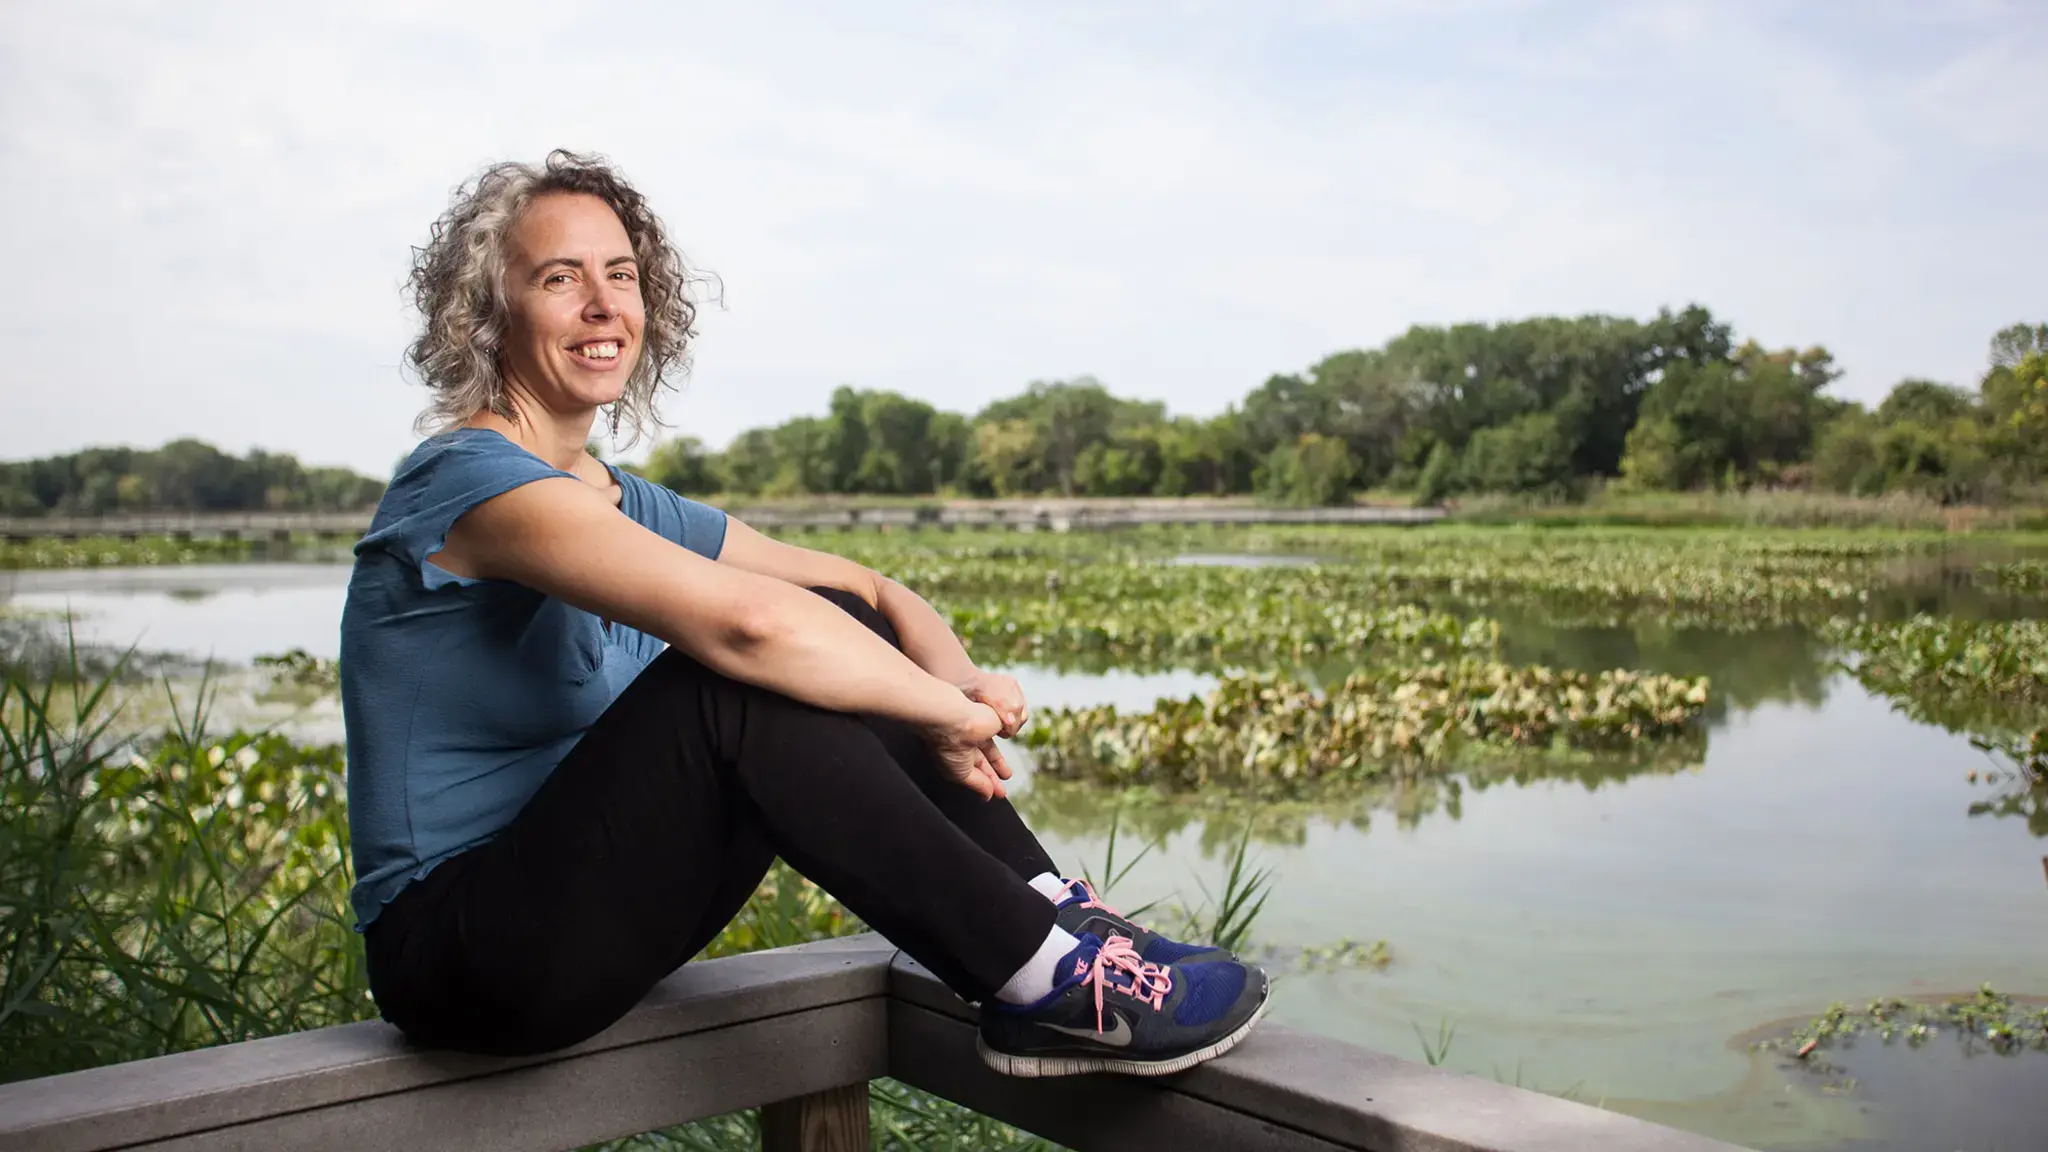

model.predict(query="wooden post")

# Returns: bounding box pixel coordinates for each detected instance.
[760,1082,869,1152]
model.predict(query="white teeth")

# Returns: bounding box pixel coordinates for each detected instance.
[576,341,619,360]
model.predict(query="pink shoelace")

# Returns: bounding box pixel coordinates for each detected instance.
[1061,876,1120,916]
[1079,933,1173,1034]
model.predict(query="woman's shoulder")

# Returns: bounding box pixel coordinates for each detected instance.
[609,467,728,559]
[393,427,568,488]
[356,429,578,568]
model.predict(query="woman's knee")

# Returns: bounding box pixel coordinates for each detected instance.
[808,585,901,647]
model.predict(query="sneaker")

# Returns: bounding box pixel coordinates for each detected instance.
[1051,877,1233,966]
[978,933,1270,1078]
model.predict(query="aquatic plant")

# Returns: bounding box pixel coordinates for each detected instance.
[1757,985,2048,1064]
[949,593,1499,670]
[1021,662,1710,794]
[253,649,342,693]
[0,536,256,569]
[1823,616,2048,729]
[1981,559,2048,591]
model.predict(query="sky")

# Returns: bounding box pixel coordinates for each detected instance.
[1,0,2041,478]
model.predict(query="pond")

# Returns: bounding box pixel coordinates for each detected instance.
[5,554,2047,1152]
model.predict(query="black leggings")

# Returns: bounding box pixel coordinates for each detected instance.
[363,587,1061,1057]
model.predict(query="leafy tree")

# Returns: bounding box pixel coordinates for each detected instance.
[972,419,1044,497]
[927,410,977,494]
[853,390,939,494]
[0,440,384,515]
[1811,409,1885,495]
[1238,374,1323,461]
[1303,350,1422,489]
[765,418,832,496]
[1075,429,1164,497]
[976,378,1160,497]
[1878,380,1977,427]
[1256,434,1356,507]
[1618,344,1831,490]
[1989,323,2048,370]
[718,428,781,496]
[1416,441,1458,504]
[824,386,870,492]
[641,436,724,495]
[1459,412,1573,497]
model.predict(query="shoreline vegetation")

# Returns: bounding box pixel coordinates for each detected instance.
[8,489,2048,576]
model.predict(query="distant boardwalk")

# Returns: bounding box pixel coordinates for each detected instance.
[0,502,1443,542]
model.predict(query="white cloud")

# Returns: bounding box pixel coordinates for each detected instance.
[0,0,2041,476]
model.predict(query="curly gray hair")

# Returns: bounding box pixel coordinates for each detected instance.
[404,150,711,446]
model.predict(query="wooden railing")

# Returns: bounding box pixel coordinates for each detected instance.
[0,503,1442,543]
[0,934,1751,1152]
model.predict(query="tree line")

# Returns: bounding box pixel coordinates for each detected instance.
[638,307,2048,506]
[0,439,386,518]
[5,308,2042,515]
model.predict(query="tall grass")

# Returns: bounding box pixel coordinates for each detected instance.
[0,653,369,1083]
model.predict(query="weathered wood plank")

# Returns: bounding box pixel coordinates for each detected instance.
[0,939,896,1152]
[116,1003,883,1152]
[0,934,1760,1152]
[887,998,1362,1152]
[760,1083,870,1152]
[885,954,1753,1152]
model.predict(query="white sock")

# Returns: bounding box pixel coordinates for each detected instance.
[1027,871,1071,903]
[993,924,1084,1006]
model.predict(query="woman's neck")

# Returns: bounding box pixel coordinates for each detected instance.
[468,405,594,474]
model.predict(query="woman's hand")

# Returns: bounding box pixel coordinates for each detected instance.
[958,670,1030,738]
[927,702,1013,800]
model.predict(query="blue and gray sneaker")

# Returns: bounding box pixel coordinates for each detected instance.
[978,932,1270,1078]
[1050,877,1233,966]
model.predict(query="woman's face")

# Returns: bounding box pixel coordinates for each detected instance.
[498,192,645,413]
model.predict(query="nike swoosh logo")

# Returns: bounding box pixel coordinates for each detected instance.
[1040,1013,1134,1047]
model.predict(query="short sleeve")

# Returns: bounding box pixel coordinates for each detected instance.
[615,469,727,561]
[356,430,575,590]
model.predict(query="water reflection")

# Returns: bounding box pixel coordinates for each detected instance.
[1,564,350,671]
[1016,738,1713,846]
[1493,616,1836,713]
[1969,778,2048,839]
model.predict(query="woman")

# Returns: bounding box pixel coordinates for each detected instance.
[341,150,1269,1078]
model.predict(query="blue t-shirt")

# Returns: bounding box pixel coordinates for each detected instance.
[339,427,727,929]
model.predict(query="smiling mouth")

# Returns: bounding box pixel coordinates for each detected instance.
[573,341,621,362]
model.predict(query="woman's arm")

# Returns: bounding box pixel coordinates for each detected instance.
[433,478,1013,792]
[714,518,978,681]
[714,517,1029,732]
